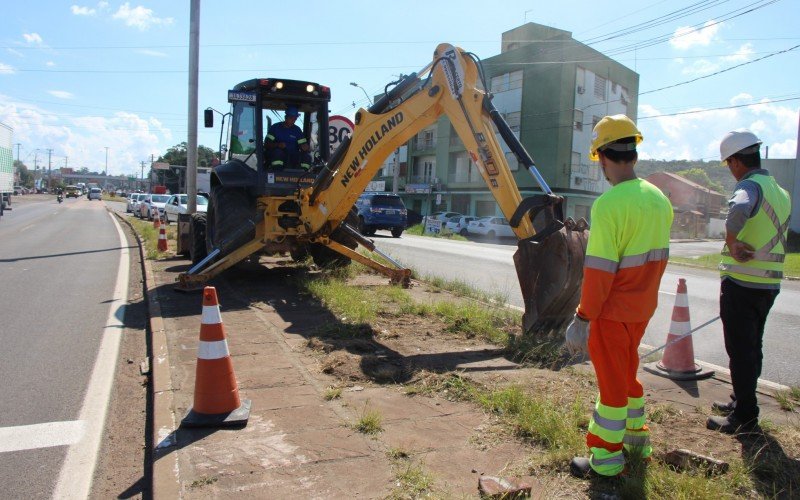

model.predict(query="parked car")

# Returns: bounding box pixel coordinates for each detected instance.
[445,215,477,236]
[429,211,462,222]
[126,193,142,213]
[87,187,102,200]
[354,192,407,238]
[139,193,171,220]
[163,194,209,224]
[468,216,515,238]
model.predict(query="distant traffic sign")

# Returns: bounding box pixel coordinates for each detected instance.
[328,115,354,154]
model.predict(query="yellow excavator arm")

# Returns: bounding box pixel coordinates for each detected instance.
[303,44,536,239]
[303,44,589,337]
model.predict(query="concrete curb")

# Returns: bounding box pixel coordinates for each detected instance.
[113,214,182,498]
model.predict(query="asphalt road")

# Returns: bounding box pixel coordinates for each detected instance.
[371,232,800,387]
[0,195,129,498]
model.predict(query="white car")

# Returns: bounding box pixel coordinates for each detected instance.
[139,194,171,221]
[126,193,146,213]
[445,215,477,236]
[468,216,515,239]
[87,187,102,201]
[429,211,462,222]
[163,194,209,224]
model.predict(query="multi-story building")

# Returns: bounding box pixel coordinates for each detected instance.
[376,22,639,222]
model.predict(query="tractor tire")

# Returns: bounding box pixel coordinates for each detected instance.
[206,185,256,259]
[309,208,359,269]
[189,212,208,265]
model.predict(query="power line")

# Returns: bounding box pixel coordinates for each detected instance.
[640,42,800,94]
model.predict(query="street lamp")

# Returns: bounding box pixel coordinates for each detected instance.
[104,146,109,176]
[350,82,372,106]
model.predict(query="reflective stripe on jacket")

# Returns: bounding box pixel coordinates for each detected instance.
[577,178,673,322]
[720,174,790,285]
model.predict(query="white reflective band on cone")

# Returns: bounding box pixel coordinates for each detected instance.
[201,304,222,325]
[670,320,691,335]
[198,340,230,360]
[675,294,689,307]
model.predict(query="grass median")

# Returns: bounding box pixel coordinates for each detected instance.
[670,252,800,278]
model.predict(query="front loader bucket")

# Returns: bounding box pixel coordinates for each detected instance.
[513,218,588,338]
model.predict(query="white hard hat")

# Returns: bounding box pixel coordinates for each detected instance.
[720,130,762,161]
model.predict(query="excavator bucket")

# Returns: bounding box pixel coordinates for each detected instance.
[513,205,589,338]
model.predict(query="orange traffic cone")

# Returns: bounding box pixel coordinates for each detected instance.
[158,222,168,252]
[644,278,714,381]
[181,286,251,427]
[153,212,161,229]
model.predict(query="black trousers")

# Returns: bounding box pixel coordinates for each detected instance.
[719,279,779,422]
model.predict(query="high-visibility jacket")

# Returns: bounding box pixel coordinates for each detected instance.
[720,174,790,286]
[577,178,673,322]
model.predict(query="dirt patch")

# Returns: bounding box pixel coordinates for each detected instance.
[144,250,800,498]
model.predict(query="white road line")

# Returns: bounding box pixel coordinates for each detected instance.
[0,421,85,453]
[52,211,129,500]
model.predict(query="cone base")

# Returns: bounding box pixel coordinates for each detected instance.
[643,362,714,381]
[180,399,251,428]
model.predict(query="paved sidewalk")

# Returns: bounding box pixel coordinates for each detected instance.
[146,256,796,498]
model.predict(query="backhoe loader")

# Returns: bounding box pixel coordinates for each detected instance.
[178,43,589,337]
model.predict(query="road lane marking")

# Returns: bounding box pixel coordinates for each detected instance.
[52,210,129,500]
[0,421,85,453]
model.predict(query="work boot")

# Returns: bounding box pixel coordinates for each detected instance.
[711,400,736,415]
[706,414,760,435]
[570,457,624,480]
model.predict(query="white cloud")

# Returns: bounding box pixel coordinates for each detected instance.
[70,5,96,16]
[112,3,173,30]
[669,21,721,50]
[637,100,798,160]
[7,48,23,58]
[48,90,75,99]
[0,95,170,176]
[730,93,754,105]
[721,43,754,63]
[0,63,15,74]
[46,61,56,67]
[136,49,168,58]
[681,59,719,76]
[22,33,44,45]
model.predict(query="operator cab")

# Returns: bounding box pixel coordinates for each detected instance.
[206,78,331,196]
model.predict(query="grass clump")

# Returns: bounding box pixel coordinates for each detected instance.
[128,217,175,259]
[355,407,383,435]
[773,386,800,412]
[323,387,342,400]
[299,276,378,324]
[388,460,435,499]
[404,224,467,241]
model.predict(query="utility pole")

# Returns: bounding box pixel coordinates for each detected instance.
[140,160,146,191]
[186,0,200,214]
[14,143,21,162]
[104,146,109,176]
[392,149,399,193]
[46,148,53,191]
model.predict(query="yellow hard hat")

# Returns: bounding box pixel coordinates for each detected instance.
[589,114,643,161]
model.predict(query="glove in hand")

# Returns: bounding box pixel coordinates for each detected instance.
[565,314,590,355]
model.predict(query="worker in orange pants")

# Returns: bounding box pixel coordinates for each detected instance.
[565,115,673,478]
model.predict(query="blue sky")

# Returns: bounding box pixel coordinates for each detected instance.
[1,0,798,178]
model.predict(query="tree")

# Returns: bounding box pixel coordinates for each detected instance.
[14,160,34,187]
[675,168,726,194]
[153,142,217,192]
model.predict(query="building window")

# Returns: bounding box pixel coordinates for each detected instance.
[490,70,523,93]
[592,115,602,129]
[416,128,436,150]
[573,109,584,131]
[594,75,607,100]
[411,157,435,183]
[572,152,581,167]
